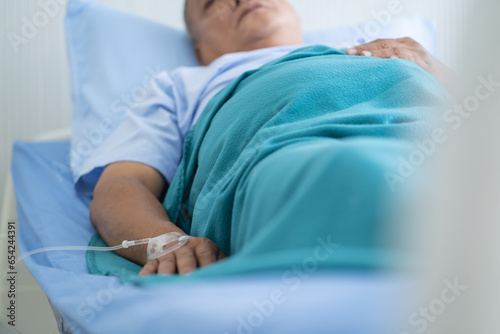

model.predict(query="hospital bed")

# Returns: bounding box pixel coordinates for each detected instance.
[0,0,455,332]
[4,132,416,334]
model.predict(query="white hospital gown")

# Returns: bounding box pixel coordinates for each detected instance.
[75,45,304,195]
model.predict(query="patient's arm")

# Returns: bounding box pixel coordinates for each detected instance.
[347,38,454,90]
[90,162,226,276]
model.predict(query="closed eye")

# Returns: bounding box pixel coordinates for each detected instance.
[205,0,216,10]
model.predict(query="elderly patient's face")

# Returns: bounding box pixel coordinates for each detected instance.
[185,0,302,65]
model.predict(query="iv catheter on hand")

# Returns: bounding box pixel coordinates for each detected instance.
[0,232,190,281]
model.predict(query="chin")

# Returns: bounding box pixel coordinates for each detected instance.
[240,14,292,44]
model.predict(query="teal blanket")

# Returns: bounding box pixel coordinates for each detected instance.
[87,45,448,285]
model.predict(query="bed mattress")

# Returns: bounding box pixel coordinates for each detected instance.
[11,140,414,334]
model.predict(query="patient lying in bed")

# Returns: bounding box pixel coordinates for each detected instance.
[81,0,451,278]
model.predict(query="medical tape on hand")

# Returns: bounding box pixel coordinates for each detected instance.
[146,232,190,261]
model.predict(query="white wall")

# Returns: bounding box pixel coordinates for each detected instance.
[419,1,500,332]
[0,0,471,209]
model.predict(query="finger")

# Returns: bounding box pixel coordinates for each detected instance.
[138,259,159,277]
[368,47,405,59]
[175,248,198,275]
[386,48,428,70]
[157,253,177,275]
[195,243,217,268]
[371,47,421,63]
[347,37,421,56]
[385,49,431,74]
[347,39,395,55]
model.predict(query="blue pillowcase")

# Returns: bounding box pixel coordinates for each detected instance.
[65,0,437,183]
[66,0,198,180]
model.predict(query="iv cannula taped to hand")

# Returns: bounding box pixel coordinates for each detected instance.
[0,232,190,280]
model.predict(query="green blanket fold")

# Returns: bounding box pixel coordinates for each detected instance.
[87,45,448,285]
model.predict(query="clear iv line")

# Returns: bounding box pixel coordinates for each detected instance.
[0,233,190,281]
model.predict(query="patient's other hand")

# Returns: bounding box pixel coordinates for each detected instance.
[347,38,453,90]
[138,236,226,276]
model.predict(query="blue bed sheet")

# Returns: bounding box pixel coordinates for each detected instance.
[12,140,414,334]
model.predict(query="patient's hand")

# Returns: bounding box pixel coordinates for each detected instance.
[347,38,453,90]
[138,236,227,276]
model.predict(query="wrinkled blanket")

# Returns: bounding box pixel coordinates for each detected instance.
[87,45,448,285]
